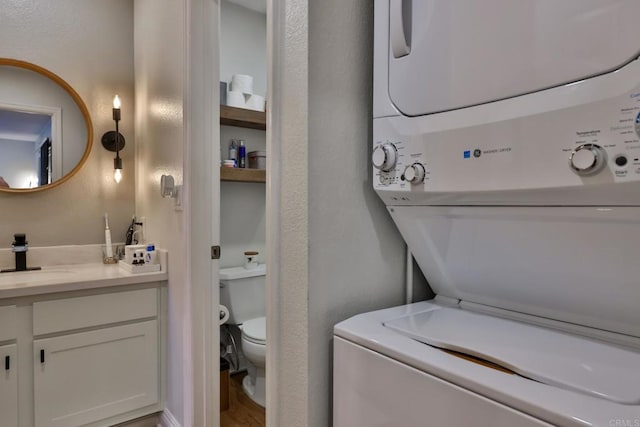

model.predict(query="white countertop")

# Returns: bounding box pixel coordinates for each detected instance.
[0,262,168,299]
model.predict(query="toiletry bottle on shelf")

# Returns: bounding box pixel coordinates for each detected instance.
[239,140,246,168]
[229,139,238,167]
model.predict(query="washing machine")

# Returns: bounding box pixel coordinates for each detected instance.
[334,1,640,426]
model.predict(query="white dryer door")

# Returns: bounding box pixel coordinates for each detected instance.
[388,0,640,116]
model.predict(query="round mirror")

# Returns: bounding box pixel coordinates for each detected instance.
[0,58,92,193]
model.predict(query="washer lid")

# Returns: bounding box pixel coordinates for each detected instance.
[219,264,265,280]
[242,316,266,343]
[388,206,640,339]
[384,307,640,405]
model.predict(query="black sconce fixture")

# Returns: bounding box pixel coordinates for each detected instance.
[101,95,125,183]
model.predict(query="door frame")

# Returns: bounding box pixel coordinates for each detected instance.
[186,0,220,425]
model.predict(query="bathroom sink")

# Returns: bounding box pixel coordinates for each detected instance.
[0,268,77,287]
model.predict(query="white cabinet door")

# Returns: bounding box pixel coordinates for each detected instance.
[0,343,18,427]
[33,320,158,427]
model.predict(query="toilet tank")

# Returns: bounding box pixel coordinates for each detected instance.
[219,264,266,324]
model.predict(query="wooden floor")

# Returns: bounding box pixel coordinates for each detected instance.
[221,373,265,427]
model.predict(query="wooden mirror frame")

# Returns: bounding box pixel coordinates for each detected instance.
[0,58,93,193]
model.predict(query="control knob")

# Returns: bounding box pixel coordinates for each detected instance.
[403,163,426,184]
[569,144,606,176]
[372,143,398,172]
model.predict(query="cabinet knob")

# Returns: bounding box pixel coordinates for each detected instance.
[4,355,9,370]
[40,349,45,364]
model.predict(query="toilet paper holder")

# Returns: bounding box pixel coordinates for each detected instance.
[219,305,230,325]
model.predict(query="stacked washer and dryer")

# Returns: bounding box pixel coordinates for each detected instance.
[334,1,640,426]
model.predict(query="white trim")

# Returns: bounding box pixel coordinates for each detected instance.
[185,0,219,426]
[160,409,182,427]
[0,101,62,181]
[265,0,280,423]
[266,0,310,425]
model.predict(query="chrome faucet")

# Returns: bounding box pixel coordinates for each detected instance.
[0,234,41,273]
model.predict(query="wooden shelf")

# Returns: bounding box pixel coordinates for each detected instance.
[220,167,266,183]
[220,105,266,130]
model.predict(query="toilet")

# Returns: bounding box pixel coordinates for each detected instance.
[239,316,266,407]
[219,264,266,407]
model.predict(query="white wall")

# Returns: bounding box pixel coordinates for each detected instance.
[0,0,135,247]
[220,126,266,268]
[0,138,37,188]
[220,0,267,97]
[307,1,406,425]
[220,181,266,268]
[269,0,407,425]
[220,3,267,269]
[133,0,189,425]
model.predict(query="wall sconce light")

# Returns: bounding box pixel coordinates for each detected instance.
[101,95,125,183]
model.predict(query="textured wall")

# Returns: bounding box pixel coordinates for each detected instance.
[267,0,309,425]
[307,1,406,425]
[269,1,407,426]
[0,0,135,247]
[133,0,188,424]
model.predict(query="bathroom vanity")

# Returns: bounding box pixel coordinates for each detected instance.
[0,260,167,427]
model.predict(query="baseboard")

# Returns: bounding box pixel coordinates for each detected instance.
[112,412,161,427]
[160,409,181,427]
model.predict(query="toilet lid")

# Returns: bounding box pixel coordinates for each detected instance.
[242,316,266,343]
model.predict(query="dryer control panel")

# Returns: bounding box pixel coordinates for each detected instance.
[373,59,640,206]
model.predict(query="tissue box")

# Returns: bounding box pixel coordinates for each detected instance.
[124,244,147,264]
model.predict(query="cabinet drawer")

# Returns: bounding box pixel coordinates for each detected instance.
[0,305,17,341]
[33,288,157,335]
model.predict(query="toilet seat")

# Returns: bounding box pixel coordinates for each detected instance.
[242,316,266,345]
